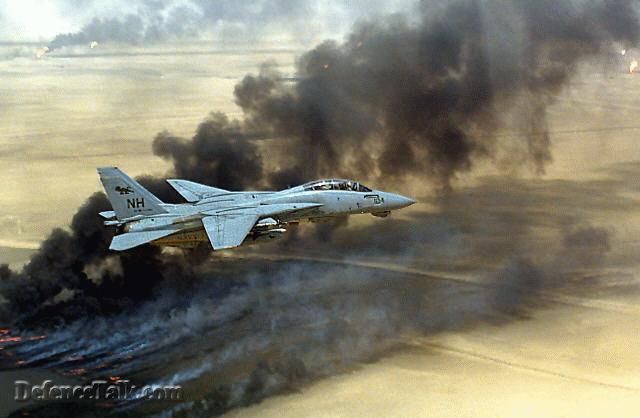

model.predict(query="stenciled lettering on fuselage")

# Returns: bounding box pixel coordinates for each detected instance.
[127,197,145,209]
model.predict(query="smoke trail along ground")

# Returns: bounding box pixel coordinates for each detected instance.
[1,221,616,416]
[0,0,631,378]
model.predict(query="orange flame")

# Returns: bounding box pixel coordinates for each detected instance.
[28,335,46,341]
[630,60,638,74]
[68,368,87,376]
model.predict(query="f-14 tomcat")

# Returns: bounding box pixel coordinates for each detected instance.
[98,167,415,251]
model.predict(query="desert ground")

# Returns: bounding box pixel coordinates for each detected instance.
[1,42,639,416]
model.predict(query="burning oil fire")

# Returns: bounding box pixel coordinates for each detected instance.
[0,328,46,347]
[622,49,627,56]
[630,60,638,74]
[0,328,18,344]
[28,335,46,341]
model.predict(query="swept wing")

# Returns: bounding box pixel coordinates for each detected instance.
[200,202,323,250]
[202,214,258,250]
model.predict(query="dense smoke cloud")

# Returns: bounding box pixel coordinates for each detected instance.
[234,0,639,187]
[49,15,140,49]
[0,192,203,327]
[152,113,264,190]
[0,0,638,415]
[147,0,640,189]
[1,219,615,416]
[1,0,635,343]
[49,4,200,49]
[46,0,413,50]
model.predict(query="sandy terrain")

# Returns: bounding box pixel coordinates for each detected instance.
[1,43,639,417]
[231,280,640,417]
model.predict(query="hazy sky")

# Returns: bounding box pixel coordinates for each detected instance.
[0,0,416,44]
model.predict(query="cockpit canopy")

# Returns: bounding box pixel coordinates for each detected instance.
[302,179,372,192]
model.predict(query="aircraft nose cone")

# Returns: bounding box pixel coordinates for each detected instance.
[386,193,416,209]
[397,195,416,208]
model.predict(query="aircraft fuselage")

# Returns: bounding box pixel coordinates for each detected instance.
[98,169,415,251]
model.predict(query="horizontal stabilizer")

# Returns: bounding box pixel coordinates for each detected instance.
[202,214,257,250]
[109,230,175,251]
[99,210,116,219]
[167,179,229,202]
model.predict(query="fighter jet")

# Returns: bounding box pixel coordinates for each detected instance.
[97,167,415,251]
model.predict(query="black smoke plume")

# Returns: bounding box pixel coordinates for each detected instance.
[152,113,264,190]
[1,0,635,354]
[0,0,637,415]
[46,0,367,50]
[146,0,640,190]
[234,0,639,187]
[0,0,633,338]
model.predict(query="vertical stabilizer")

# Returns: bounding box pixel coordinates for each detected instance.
[97,167,167,220]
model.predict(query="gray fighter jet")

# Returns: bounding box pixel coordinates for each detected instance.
[97,167,415,251]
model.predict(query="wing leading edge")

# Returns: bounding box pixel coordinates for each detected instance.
[200,202,323,250]
[167,179,229,202]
